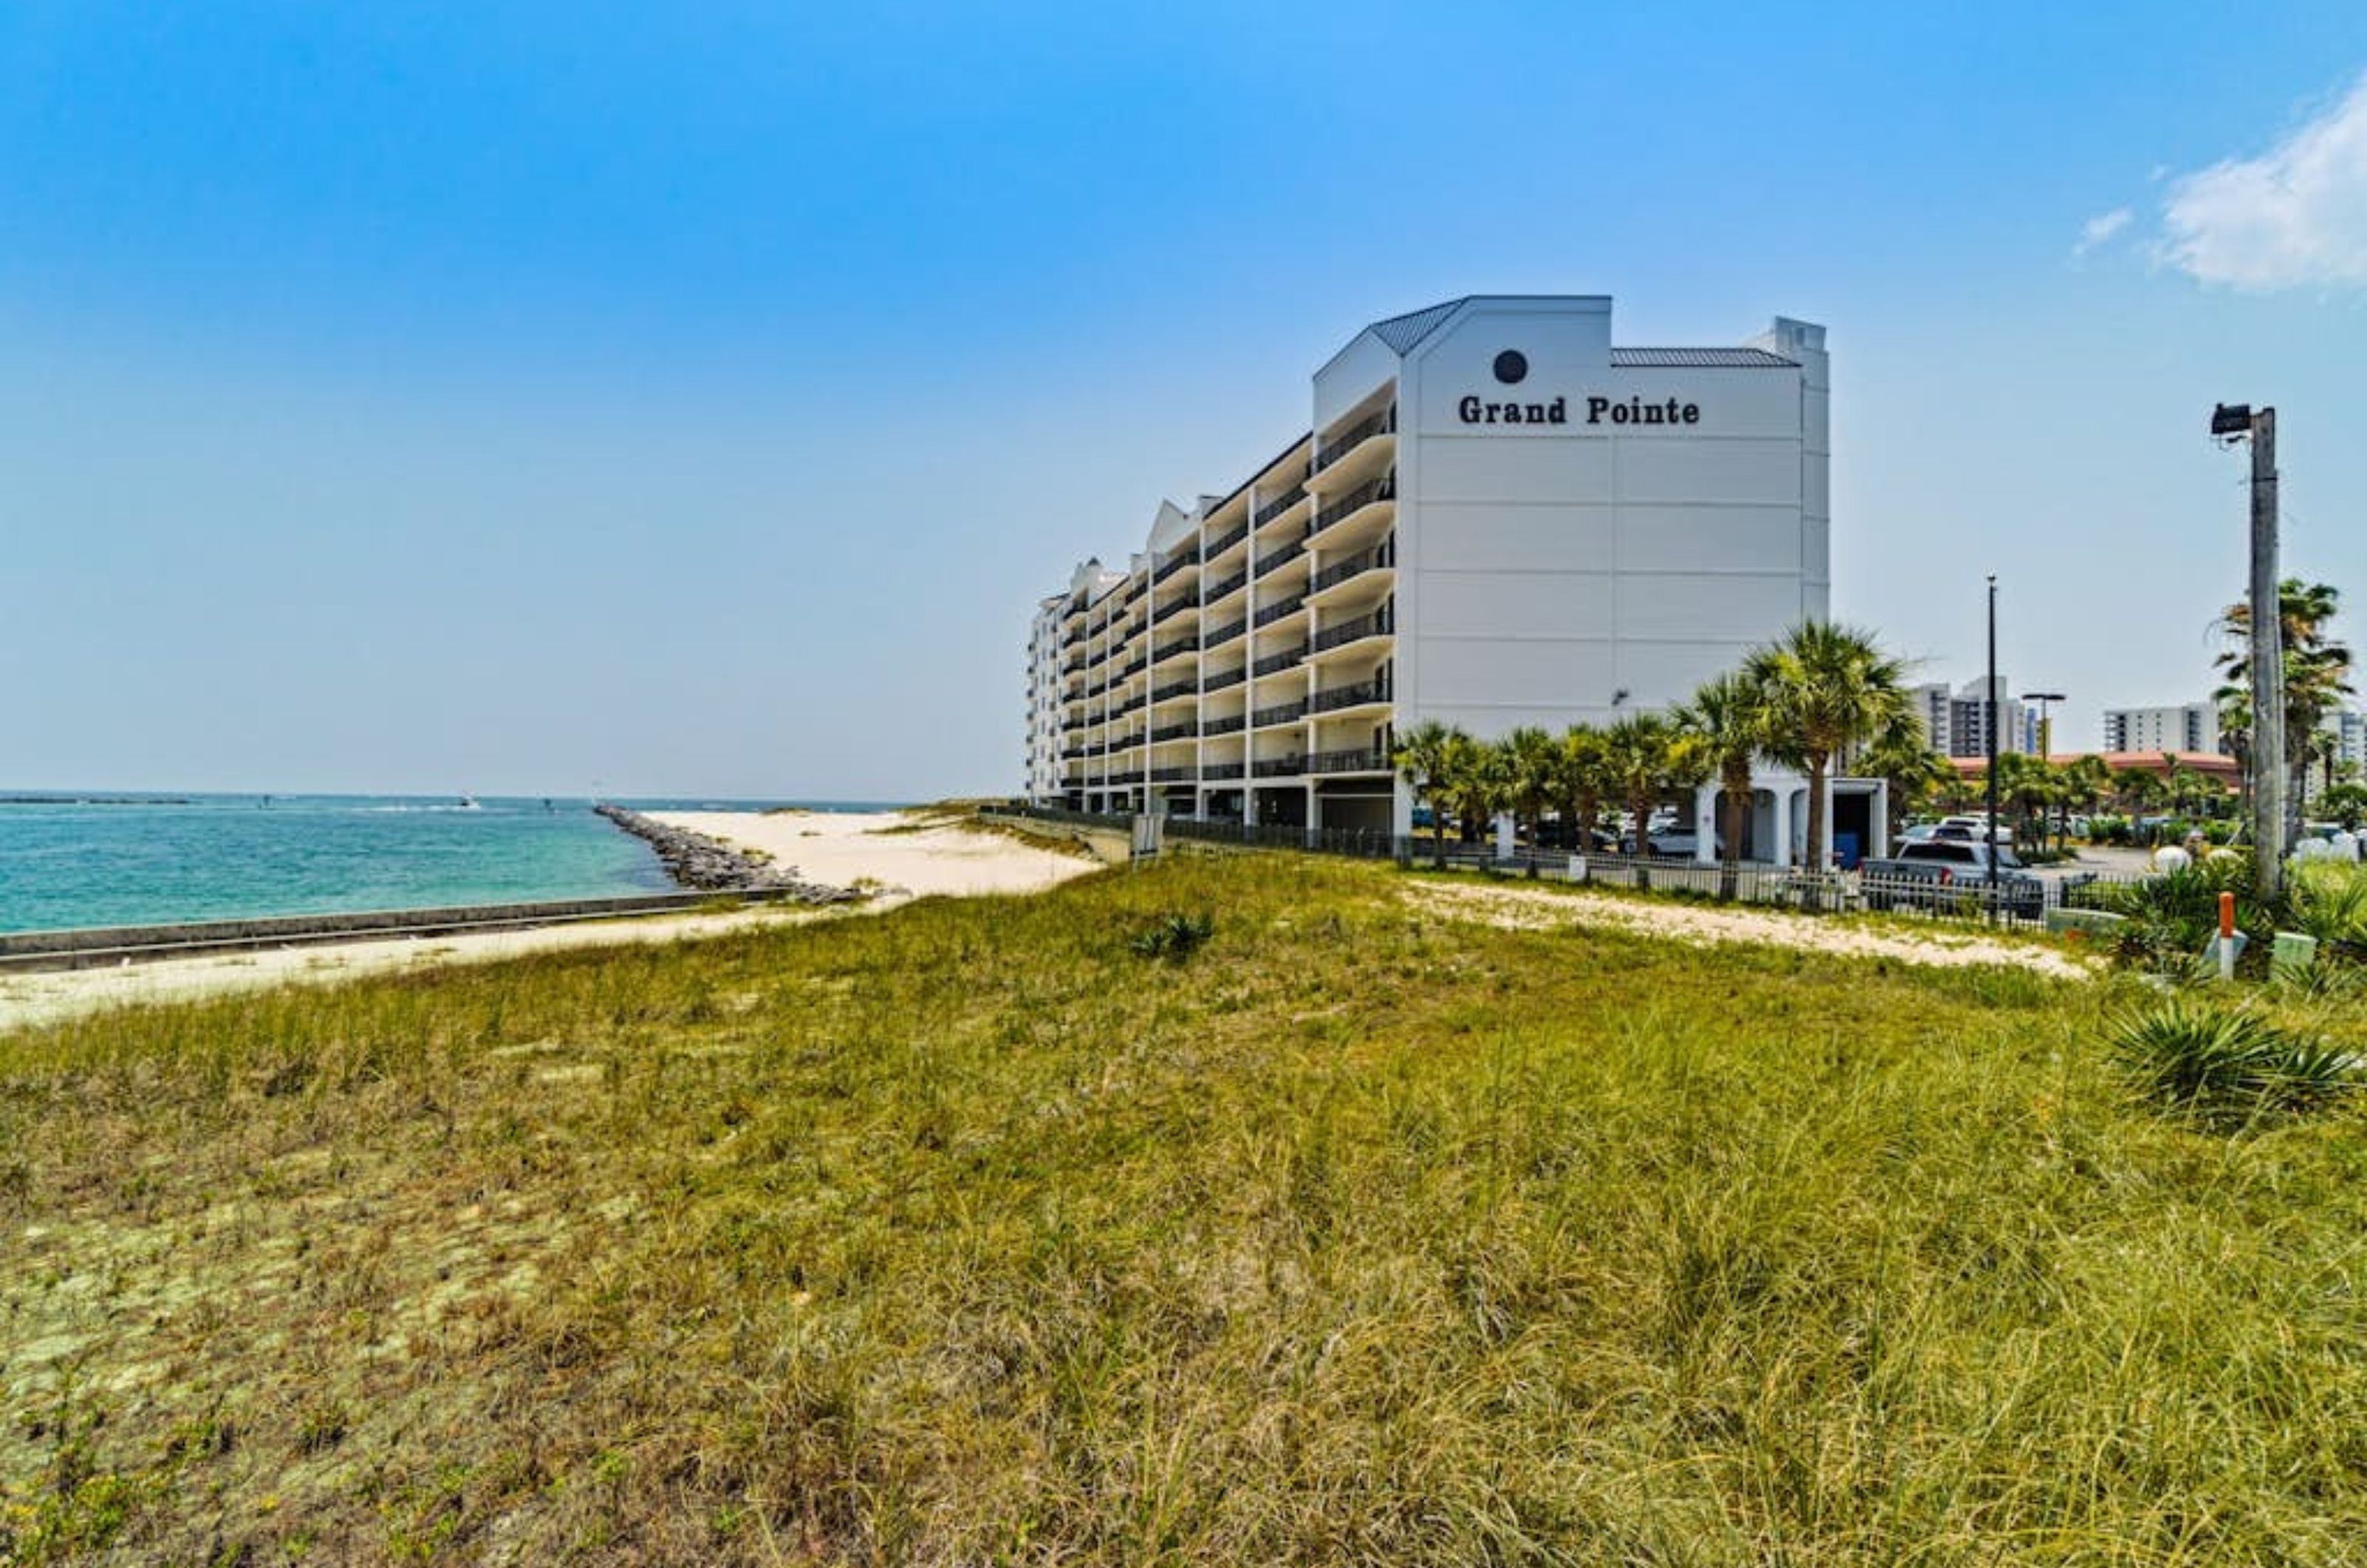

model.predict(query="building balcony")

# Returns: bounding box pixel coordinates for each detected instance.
[1306,473,1396,547]
[1256,533,1309,576]
[1203,617,1247,651]
[1252,755,1304,779]
[1306,746,1391,775]
[1149,679,1196,705]
[1311,404,1397,479]
[1310,602,1395,657]
[1203,566,1250,608]
[1201,760,1246,780]
[1147,720,1195,745]
[1204,518,1251,563]
[1151,592,1198,625]
[1152,544,1198,586]
[1149,766,1195,784]
[1252,697,1309,727]
[1252,643,1309,677]
[1203,714,1247,737]
[1150,634,1198,667]
[1311,676,1393,715]
[1204,666,1248,693]
[1255,589,1309,628]
[1309,536,1395,598]
[1252,483,1309,529]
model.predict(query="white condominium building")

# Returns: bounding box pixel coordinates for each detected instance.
[2102,702,2225,757]
[1027,294,1853,851]
[1915,677,2040,760]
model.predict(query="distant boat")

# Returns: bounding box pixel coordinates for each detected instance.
[458,793,482,811]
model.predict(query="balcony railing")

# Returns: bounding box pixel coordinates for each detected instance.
[1148,720,1195,744]
[1118,655,1148,680]
[1203,618,1247,649]
[1204,519,1250,559]
[1149,679,1196,704]
[1254,590,1307,627]
[1149,766,1195,784]
[1202,760,1246,780]
[1313,404,1396,473]
[1312,602,1395,653]
[1313,473,1395,533]
[1151,635,1197,664]
[1306,747,1391,775]
[1252,756,1303,779]
[1204,666,1248,693]
[1252,483,1308,527]
[1257,533,1307,575]
[1152,593,1196,624]
[1252,697,1308,726]
[1113,695,1147,717]
[1312,677,1393,714]
[1110,770,1144,786]
[1152,546,1198,586]
[1311,537,1396,595]
[1253,645,1309,676]
[1107,732,1142,750]
[1203,567,1249,604]
[1203,714,1247,737]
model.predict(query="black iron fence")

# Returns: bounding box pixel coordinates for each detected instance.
[987,805,2161,933]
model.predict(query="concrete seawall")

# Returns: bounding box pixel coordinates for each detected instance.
[0,885,863,975]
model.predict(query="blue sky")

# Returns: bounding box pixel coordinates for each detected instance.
[6,2,2366,796]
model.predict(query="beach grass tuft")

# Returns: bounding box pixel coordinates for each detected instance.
[4,851,2367,1562]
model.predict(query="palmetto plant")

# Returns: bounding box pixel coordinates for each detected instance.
[2108,998,2357,1129]
[1855,716,1954,842]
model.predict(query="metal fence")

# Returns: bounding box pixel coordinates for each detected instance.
[987,804,2158,930]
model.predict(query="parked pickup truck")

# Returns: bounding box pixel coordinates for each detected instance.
[1860,839,2047,921]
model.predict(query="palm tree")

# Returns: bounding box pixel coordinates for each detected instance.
[1439,731,1511,852]
[1600,712,1706,890]
[2056,753,2112,847]
[1676,671,1772,899]
[1743,622,1916,888]
[1553,725,1612,852]
[2110,765,2166,816]
[1991,751,2057,852]
[1498,726,1561,850]
[1854,717,1954,845]
[1391,719,1459,867]
[2216,579,2354,844]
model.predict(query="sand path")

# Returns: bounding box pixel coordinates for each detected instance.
[1406,878,2094,979]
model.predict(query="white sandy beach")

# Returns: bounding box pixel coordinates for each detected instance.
[646,808,1103,898]
[0,809,1101,1031]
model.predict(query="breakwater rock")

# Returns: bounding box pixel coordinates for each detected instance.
[595,805,862,902]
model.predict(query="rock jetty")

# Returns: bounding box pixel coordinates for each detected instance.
[594,805,861,902]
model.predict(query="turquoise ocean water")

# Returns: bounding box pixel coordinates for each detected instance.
[0,794,906,934]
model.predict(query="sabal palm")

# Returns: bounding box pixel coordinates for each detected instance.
[1677,672,1772,883]
[1439,731,1511,844]
[1856,717,1953,839]
[1744,622,1915,874]
[1391,719,1459,864]
[1600,712,1705,857]
[1555,726,1612,850]
[1499,726,1561,847]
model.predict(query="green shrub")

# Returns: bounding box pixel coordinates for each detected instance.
[2107,998,2360,1126]
[1128,910,1215,960]
[2288,860,2367,962]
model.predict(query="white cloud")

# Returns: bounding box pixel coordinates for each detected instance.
[2160,72,2367,288]
[2073,206,2133,257]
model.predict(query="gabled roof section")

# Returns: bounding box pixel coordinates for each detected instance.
[1368,298,1465,354]
[1611,348,1798,368]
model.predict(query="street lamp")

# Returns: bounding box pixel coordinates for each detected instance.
[2021,691,2067,759]
[2212,401,2286,902]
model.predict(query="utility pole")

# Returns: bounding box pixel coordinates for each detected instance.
[2212,403,2286,902]
[1987,575,2001,913]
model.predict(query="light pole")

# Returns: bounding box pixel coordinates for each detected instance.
[2022,691,2067,760]
[2212,402,2286,903]
[1987,575,2001,913]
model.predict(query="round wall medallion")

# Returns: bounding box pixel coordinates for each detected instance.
[1493,350,1528,385]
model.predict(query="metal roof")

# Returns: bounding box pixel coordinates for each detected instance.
[1610,348,1797,368]
[1368,299,1465,353]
